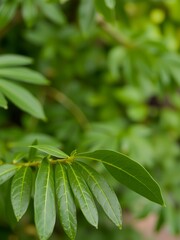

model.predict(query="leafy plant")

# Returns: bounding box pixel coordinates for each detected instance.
[0,54,48,119]
[0,143,164,240]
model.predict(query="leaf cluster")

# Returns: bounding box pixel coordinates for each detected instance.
[0,144,164,240]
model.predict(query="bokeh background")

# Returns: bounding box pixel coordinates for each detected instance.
[0,0,180,239]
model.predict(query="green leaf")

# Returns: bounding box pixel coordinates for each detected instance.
[78,0,95,34]
[0,91,7,109]
[0,1,18,29]
[104,0,116,9]
[0,79,46,120]
[67,164,98,228]
[76,162,122,229]
[22,0,38,27]
[77,150,165,206]
[0,54,32,67]
[34,159,56,240]
[30,144,68,158]
[40,1,65,25]
[55,164,77,240]
[11,167,32,221]
[0,67,49,85]
[0,164,18,185]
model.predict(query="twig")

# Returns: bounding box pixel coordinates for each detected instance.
[47,88,89,129]
[96,14,132,48]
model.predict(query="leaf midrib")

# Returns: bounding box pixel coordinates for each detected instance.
[69,164,97,226]
[77,162,120,226]
[77,156,160,203]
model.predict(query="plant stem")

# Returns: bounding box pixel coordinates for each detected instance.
[96,15,132,48]
[47,88,89,129]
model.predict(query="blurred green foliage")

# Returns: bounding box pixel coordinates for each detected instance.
[0,0,180,239]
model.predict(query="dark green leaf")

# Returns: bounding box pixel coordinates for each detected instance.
[77,150,165,206]
[0,79,46,120]
[34,159,56,240]
[31,144,68,158]
[76,162,122,229]
[0,54,32,67]
[55,164,77,240]
[67,164,98,228]
[0,164,18,185]
[0,67,49,85]
[11,167,32,221]
[0,91,7,109]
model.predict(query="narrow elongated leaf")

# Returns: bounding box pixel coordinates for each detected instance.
[0,91,7,109]
[31,145,68,158]
[77,150,165,206]
[34,159,56,240]
[76,162,122,228]
[0,54,32,67]
[55,164,77,240]
[11,167,32,221]
[0,79,46,120]
[0,164,18,185]
[104,0,116,9]
[67,164,98,228]
[0,68,49,85]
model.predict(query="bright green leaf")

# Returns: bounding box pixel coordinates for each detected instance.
[0,68,49,85]
[67,164,98,228]
[30,144,68,158]
[0,79,46,120]
[0,54,32,67]
[76,162,122,229]
[34,159,56,240]
[0,164,18,185]
[55,164,77,240]
[0,91,7,109]
[77,150,165,206]
[104,0,116,9]
[11,167,32,221]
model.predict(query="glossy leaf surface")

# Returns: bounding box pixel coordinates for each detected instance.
[55,164,77,240]
[76,162,122,228]
[0,54,32,67]
[67,164,98,228]
[31,144,68,158]
[11,167,32,221]
[0,164,18,185]
[0,79,46,120]
[77,150,165,205]
[34,159,56,240]
[0,67,49,85]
